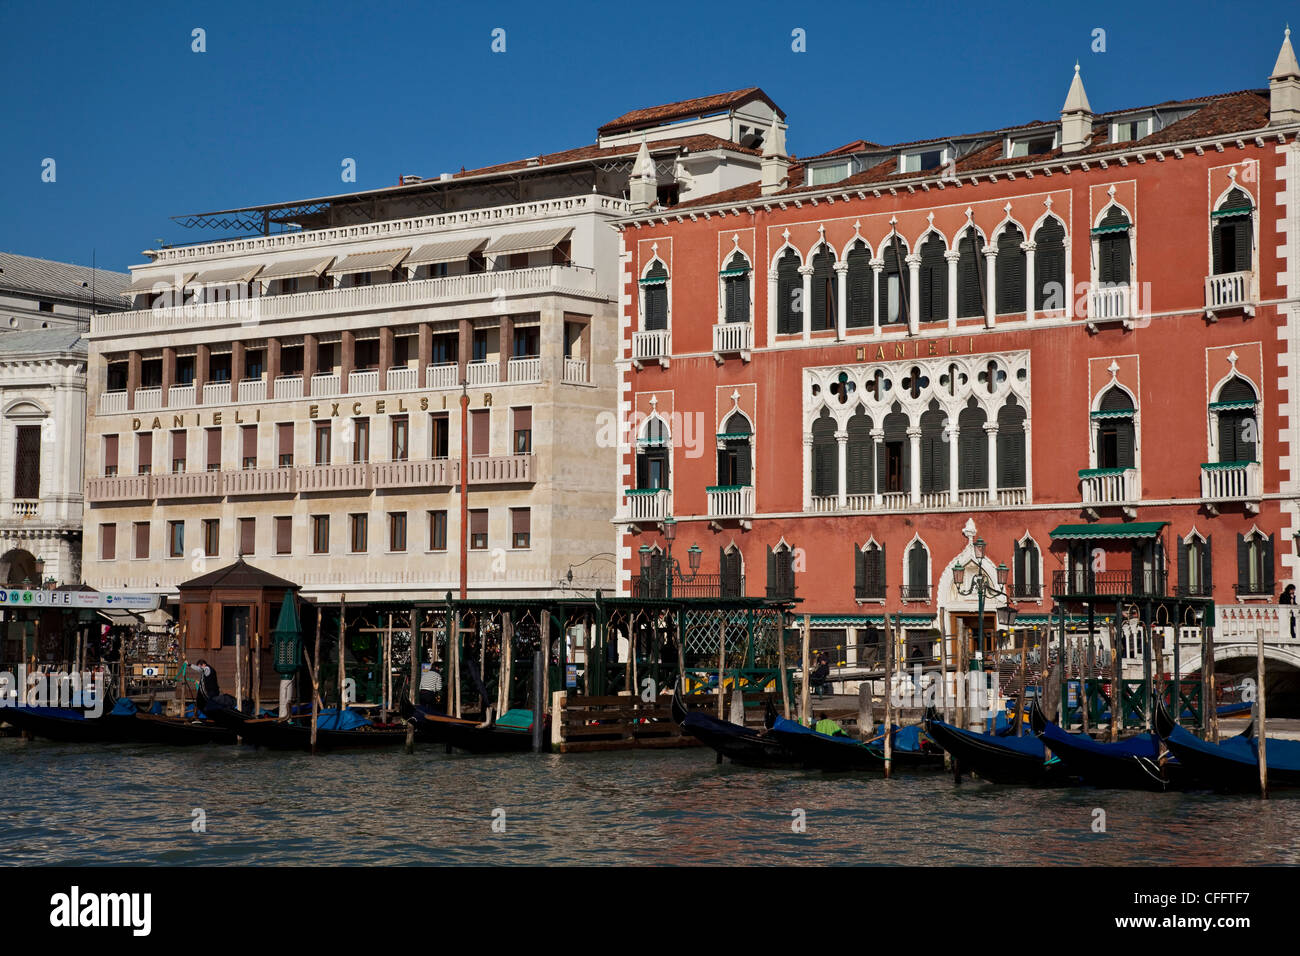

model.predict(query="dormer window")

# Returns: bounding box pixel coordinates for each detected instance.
[1111,116,1153,144]
[1006,132,1057,158]
[808,161,851,186]
[899,147,949,174]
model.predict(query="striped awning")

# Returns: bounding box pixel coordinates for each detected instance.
[1049,522,1167,540]
[1089,408,1135,419]
[485,227,572,256]
[1090,223,1130,235]
[1212,205,1253,219]
[407,237,487,267]
[327,248,411,276]
[808,615,935,627]
[639,275,668,286]
[123,272,195,296]
[191,264,262,286]
[719,267,750,277]
[1209,399,1256,411]
[258,256,335,282]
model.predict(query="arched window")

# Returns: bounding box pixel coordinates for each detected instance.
[846,240,873,328]
[918,234,947,322]
[1214,376,1258,463]
[904,540,930,601]
[1013,537,1041,599]
[717,411,752,487]
[1212,187,1253,275]
[880,403,909,493]
[1177,533,1212,597]
[720,546,744,598]
[957,399,987,490]
[810,246,837,332]
[1237,530,1273,597]
[854,541,885,600]
[997,396,1027,489]
[1095,206,1131,286]
[767,543,796,599]
[956,228,986,319]
[878,236,907,325]
[1094,387,1135,469]
[635,416,670,490]
[642,261,668,331]
[811,408,838,498]
[996,225,1026,314]
[776,248,802,334]
[722,253,751,323]
[846,406,873,496]
[919,399,948,493]
[1033,217,1066,311]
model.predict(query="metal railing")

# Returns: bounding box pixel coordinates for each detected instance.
[466,361,498,386]
[310,372,339,396]
[900,584,932,602]
[237,378,265,403]
[386,366,417,391]
[202,381,231,405]
[1052,569,1167,598]
[348,369,379,394]
[274,375,303,399]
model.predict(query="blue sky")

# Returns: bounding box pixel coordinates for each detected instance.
[0,0,1292,273]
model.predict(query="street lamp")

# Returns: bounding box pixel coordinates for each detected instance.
[33,556,45,581]
[641,517,704,598]
[950,538,1014,675]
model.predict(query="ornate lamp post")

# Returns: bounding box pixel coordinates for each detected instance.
[638,516,703,598]
[950,537,1014,675]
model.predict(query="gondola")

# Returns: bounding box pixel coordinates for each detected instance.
[1029,700,1178,791]
[922,707,1066,785]
[404,703,541,753]
[206,704,409,751]
[0,697,139,743]
[128,712,237,746]
[669,688,799,768]
[1153,698,1300,792]
[766,715,887,771]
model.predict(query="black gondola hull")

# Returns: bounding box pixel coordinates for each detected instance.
[923,711,1064,785]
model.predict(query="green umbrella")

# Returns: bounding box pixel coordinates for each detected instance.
[271,595,303,677]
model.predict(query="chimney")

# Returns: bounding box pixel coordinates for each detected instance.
[1271,27,1300,125]
[1060,62,1094,153]
[760,114,790,196]
[628,137,658,212]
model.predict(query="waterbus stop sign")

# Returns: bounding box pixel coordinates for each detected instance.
[0,589,161,611]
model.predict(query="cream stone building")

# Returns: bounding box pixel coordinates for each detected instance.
[81,89,783,613]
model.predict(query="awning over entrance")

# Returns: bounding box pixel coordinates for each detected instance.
[809,614,935,627]
[1048,521,1167,541]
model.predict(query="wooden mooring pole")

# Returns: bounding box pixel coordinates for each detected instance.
[717,615,726,719]
[800,614,811,725]
[1256,627,1268,798]
[882,613,895,779]
[310,613,322,756]
[531,649,544,754]
[777,619,792,718]
[406,611,419,754]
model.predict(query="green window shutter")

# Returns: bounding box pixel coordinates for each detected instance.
[957,232,984,318]
[1235,216,1252,272]
[854,545,867,596]
[1204,535,1213,592]
[635,453,648,490]
[1236,534,1250,593]
[1099,231,1130,285]
[644,285,667,330]
[996,402,1027,488]
[958,406,987,489]
[1028,542,1040,593]
[908,542,928,594]
[1177,538,1189,594]
[846,243,872,328]
[997,228,1026,314]
[735,440,752,487]
[1034,218,1066,311]
[776,250,801,334]
[1013,541,1025,593]
[919,237,946,322]
[846,412,873,495]
[1116,419,1135,469]
[1264,535,1276,594]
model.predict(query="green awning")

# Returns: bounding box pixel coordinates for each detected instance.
[1208,399,1256,411]
[808,614,935,627]
[1211,205,1252,219]
[1049,522,1167,541]
[715,432,752,440]
[1090,223,1130,235]
[638,276,668,286]
[718,267,750,277]
[1090,408,1134,419]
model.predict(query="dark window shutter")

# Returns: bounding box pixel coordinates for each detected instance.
[908,542,928,594]
[13,425,41,499]
[1013,541,1025,593]
[1177,539,1189,594]
[846,412,873,495]
[635,453,649,490]
[1034,218,1066,310]
[847,243,872,328]
[767,545,776,595]
[735,440,752,487]
[854,545,866,596]
[1029,542,1040,593]
[1264,535,1276,594]
[1116,420,1135,469]
[996,228,1026,314]
[1212,222,1228,274]
[1236,534,1250,593]
[878,543,887,596]
[1204,535,1213,592]
[644,284,667,330]
[1235,217,1252,272]
[919,237,946,322]
[726,275,750,323]
[1131,544,1144,593]
[811,250,836,331]
[777,250,801,334]
[1099,230,1131,286]
[957,232,984,318]
[958,406,987,489]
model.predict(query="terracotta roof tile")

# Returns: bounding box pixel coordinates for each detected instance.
[597,88,784,135]
[449,134,759,181]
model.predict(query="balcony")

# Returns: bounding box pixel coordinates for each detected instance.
[623,488,670,525]
[10,500,39,518]
[1086,284,1134,330]
[466,361,498,386]
[135,387,163,411]
[712,322,753,363]
[387,366,417,391]
[1052,569,1168,599]
[295,463,370,493]
[1079,467,1138,517]
[1204,270,1255,319]
[348,369,379,394]
[90,264,604,337]
[1201,460,1261,514]
[154,471,220,499]
[237,378,265,403]
[631,573,738,600]
[86,474,153,502]
[311,372,340,397]
[632,329,670,368]
[203,381,231,405]
[372,458,455,489]
[274,375,303,399]
[563,358,588,384]
[706,485,753,528]
[100,390,127,414]
[464,454,534,483]
[168,384,196,408]
[224,467,295,496]
[900,584,933,603]
[426,363,458,389]
[507,356,541,383]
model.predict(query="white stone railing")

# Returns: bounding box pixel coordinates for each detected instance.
[100,390,127,414]
[11,500,39,517]
[203,382,231,405]
[632,329,670,363]
[920,491,949,508]
[1209,604,1300,650]
[624,489,670,523]
[224,467,295,496]
[957,489,989,507]
[1200,460,1260,501]
[507,357,541,383]
[563,358,588,383]
[238,378,265,403]
[426,363,458,389]
[168,384,196,408]
[707,485,753,520]
[465,454,534,483]
[1205,271,1253,312]
[274,375,303,399]
[294,463,370,492]
[998,487,1028,506]
[712,322,752,355]
[1087,284,1132,323]
[135,387,162,411]
[809,495,841,513]
[466,361,498,386]
[348,369,379,394]
[153,472,221,498]
[387,366,417,391]
[845,493,873,510]
[311,372,339,397]
[91,265,603,337]
[1079,467,1138,504]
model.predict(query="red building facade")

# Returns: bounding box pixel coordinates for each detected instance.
[613,40,1300,669]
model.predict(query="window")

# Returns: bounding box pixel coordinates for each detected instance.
[1033,217,1067,311]
[275,516,292,555]
[1212,188,1253,275]
[238,517,255,556]
[314,423,331,465]
[766,545,795,599]
[201,520,219,556]
[1237,531,1273,596]
[810,246,837,331]
[1214,377,1258,463]
[904,540,930,601]
[281,344,304,376]
[636,417,670,490]
[389,512,407,552]
[810,409,837,498]
[808,161,850,186]
[470,509,488,550]
[512,407,532,455]
[13,425,41,498]
[721,253,750,324]
[471,330,489,364]
[431,333,458,365]
[997,397,1027,488]
[642,261,668,331]
[878,237,907,325]
[881,405,909,493]
[141,359,162,388]
[205,428,221,472]
[351,417,370,464]
[430,413,449,459]
[846,407,873,495]
[1178,534,1212,597]
[1095,207,1131,286]
[38,300,54,313]
[176,355,195,385]
[854,542,886,600]
[245,349,265,381]
[167,430,185,473]
[845,241,873,329]
[354,339,379,370]
[720,548,743,598]
[1007,134,1056,158]
[1094,387,1135,470]
[917,234,947,322]
[510,508,530,549]
[312,515,329,554]
[471,408,490,457]
[1130,539,1166,597]
[956,228,986,319]
[1013,539,1041,598]
[136,432,152,475]
[429,510,447,550]
[958,401,987,490]
[134,521,150,560]
[900,148,946,173]
[106,362,128,391]
[241,424,257,470]
[919,400,949,494]
[512,326,539,358]
[1111,117,1152,143]
[103,434,119,477]
[277,422,294,467]
[995,225,1026,314]
[101,524,116,561]
[775,248,802,334]
[209,353,232,383]
[391,416,409,461]
[349,514,367,553]
[716,412,752,487]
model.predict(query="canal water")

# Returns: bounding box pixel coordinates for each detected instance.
[3,738,1298,866]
